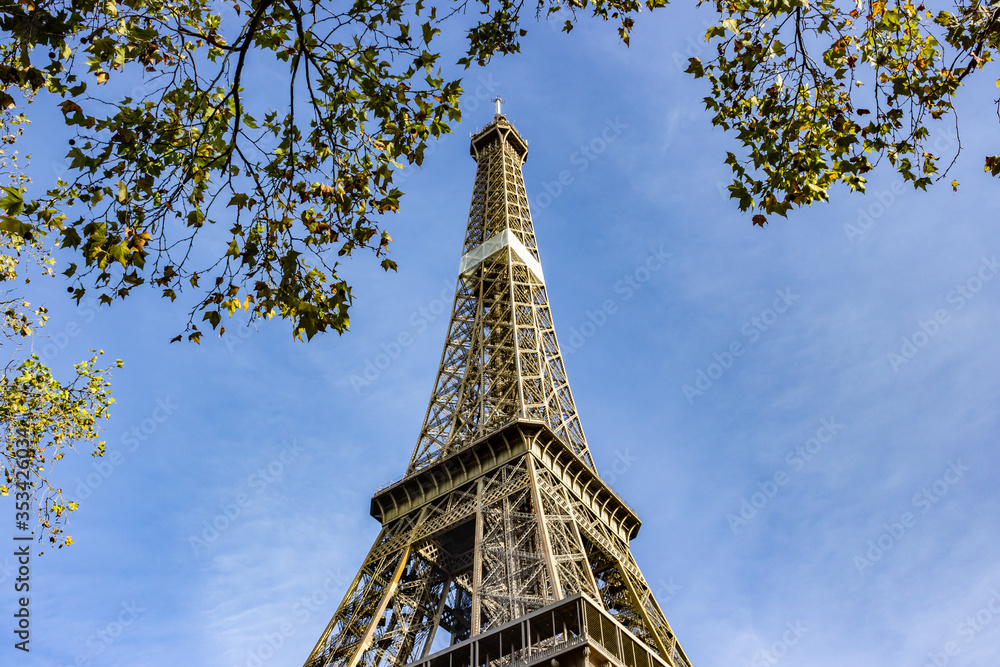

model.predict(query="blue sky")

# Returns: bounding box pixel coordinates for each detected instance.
[4,4,1000,667]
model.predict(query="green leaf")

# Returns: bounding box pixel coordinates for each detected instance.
[0,187,25,215]
[0,217,31,237]
[228,193,249,209]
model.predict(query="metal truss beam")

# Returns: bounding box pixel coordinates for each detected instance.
[407,116,591,475]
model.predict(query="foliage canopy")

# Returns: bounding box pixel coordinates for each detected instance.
[2,0,998,545]
[2,0,997,335]
[687,0,1000,225]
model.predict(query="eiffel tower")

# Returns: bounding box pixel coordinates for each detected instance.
[305,101,692,667]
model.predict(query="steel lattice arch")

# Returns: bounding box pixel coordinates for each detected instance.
[305,106,692,667]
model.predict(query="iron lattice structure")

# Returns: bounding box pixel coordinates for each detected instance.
[305,112,692,667]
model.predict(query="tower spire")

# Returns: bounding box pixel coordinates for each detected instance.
[407,112,592,474]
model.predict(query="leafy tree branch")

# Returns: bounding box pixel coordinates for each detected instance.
[685,0,1000,225]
